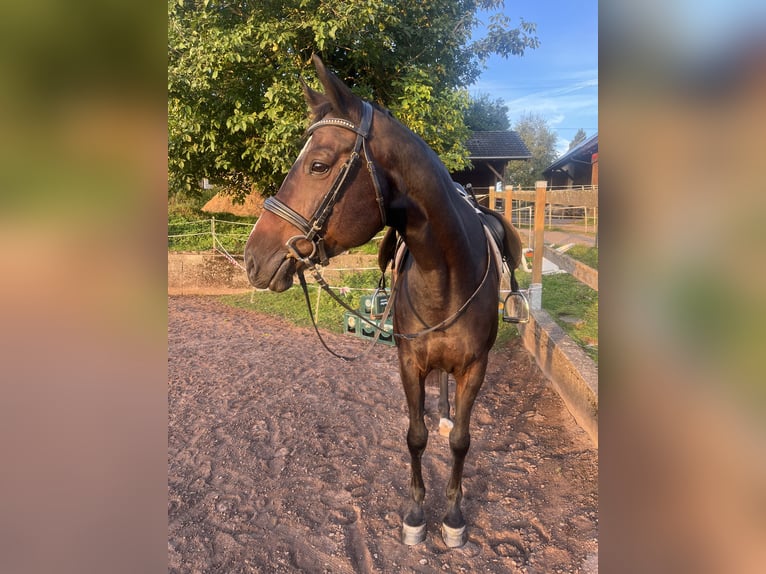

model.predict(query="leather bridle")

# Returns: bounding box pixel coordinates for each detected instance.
[259,99,515,361]
[262,101,386,268]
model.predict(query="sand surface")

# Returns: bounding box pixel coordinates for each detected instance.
[168,296,598,573]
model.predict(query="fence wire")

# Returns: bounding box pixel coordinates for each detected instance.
[168,218,253,253]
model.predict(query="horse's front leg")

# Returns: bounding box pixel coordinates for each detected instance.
[400,365,428,545]
[442,360,487,547]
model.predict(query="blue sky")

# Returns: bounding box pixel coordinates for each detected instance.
[469,1,598,157]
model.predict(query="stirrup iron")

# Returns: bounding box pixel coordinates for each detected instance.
[502,290,530,324]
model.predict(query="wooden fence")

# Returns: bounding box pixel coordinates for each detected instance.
[483,182,599,307]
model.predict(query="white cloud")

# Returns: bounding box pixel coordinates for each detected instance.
[472,70,598,135]
[470,68,598,159]
[505,83,597,115]
[548,114,566,126]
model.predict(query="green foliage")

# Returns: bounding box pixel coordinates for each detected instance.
[465,92,510,131]
[168,0,539,200]
[568,128,587,150]
[167,189,212,219]
[505,112,558,188]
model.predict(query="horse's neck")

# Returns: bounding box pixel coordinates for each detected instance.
[395,170,480,285]
[380,120,484,285]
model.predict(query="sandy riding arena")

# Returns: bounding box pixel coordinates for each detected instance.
[168,296,598,573]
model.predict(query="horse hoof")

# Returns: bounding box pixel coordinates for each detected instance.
[438,417,454,437]
[402,522,427,545]
[441,523,466,548]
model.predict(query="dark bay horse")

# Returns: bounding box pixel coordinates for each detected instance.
[244,55,522,547]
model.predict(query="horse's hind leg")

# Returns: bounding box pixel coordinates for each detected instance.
[442,360,487,547]
[436,370,454,435]
[400,366,428,545]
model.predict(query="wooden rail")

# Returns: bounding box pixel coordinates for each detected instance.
[512,185,598,208]
[487,182,598,295]
[543,246,598,291]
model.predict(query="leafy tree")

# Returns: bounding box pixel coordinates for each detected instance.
[505,112,558,188]
[465,93,510,131]
[168,0,539,200]
[568,128,587,150]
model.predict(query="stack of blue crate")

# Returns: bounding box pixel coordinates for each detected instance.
[343,291,395,346]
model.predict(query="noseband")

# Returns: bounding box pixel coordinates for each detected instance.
[263,101,386,267]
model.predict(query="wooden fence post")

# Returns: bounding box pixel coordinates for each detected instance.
[530,181,547,309]
[504,185,513,221]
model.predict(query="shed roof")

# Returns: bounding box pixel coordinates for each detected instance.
[465,131,531,160]
[543,132,598,175]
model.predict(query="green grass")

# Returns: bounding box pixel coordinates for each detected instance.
[168,190,214,219]
[221,286,342,330]
[346,232,386,256]
[219,269,384,334]
[168,214,256,252]
[545,225,597,236]
[515,269,598,363]
[347,240,381,256]
[566,245,598,269]
[219,267,520,351]
[217,263,597,360]
[494,321,520,348]
[542,274,598,363]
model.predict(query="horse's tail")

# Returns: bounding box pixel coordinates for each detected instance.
[476,205,523,273]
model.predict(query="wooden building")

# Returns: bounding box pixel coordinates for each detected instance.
[451,131,531,190]
[543,133,598,188]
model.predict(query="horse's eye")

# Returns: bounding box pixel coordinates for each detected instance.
[310,161,329,175]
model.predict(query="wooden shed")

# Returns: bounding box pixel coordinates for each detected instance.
[451,131,531,191]
[542,133,598,188]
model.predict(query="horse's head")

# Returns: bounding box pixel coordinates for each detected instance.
[244,55,388,292]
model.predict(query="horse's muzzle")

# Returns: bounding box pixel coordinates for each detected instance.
[245,251,297,292]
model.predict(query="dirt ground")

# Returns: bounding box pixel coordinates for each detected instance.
[168,296,598,573]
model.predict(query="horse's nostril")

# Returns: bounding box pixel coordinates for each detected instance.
[244,249,260,284]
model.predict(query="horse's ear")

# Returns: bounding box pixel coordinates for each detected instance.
[300,78,327,116]
[311,54,361,121]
